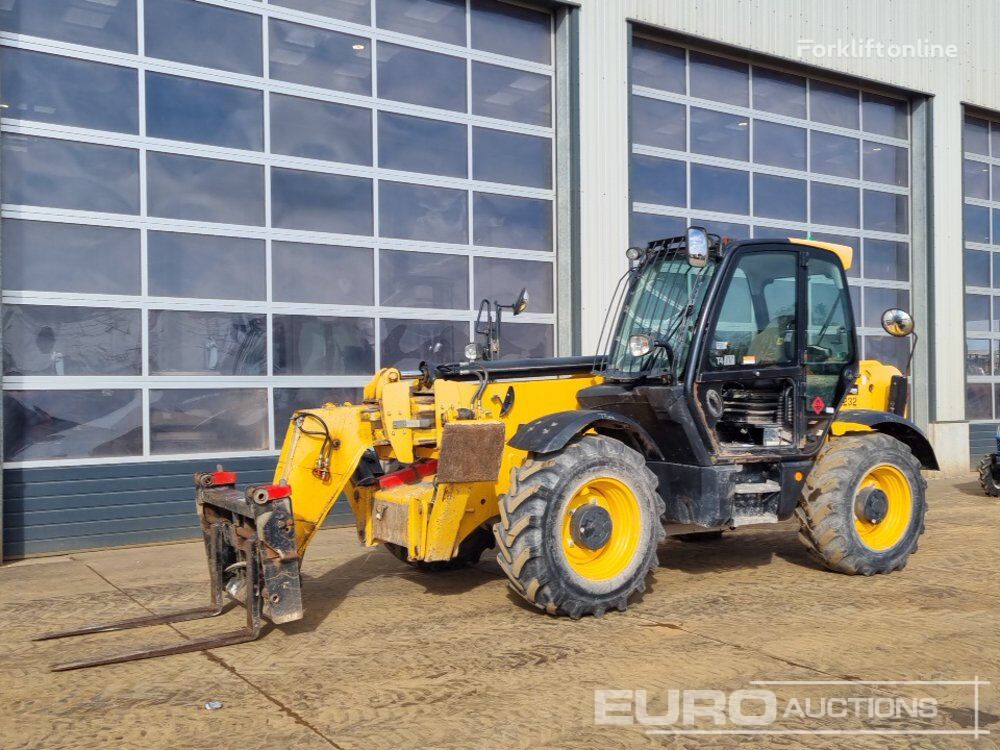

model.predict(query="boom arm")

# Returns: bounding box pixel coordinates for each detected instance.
[273,404,373,556]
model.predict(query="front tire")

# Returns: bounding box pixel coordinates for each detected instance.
[978,454,1000,497]
[796,433,926,575]
[493,435,665,618]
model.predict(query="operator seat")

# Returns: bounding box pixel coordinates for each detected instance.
[747,313,794,365]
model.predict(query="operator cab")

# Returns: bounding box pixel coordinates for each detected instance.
[590,228,864,463]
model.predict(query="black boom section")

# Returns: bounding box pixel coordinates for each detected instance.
[508,409,664,459]
[836,410,939,470]
[435,355,603,381]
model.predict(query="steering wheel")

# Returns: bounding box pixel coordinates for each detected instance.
[806,344,833,363]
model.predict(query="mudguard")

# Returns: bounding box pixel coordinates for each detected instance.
[508,409,664,459]
[833,409,939,470]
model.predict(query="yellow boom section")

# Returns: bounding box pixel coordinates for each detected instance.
[273,403,373,555]
[420,373,599,559]
[271,366,601,562]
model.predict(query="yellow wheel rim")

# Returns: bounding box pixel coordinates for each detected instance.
[561,477,641,580]
[853,464,913,551]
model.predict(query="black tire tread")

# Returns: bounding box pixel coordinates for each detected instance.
[978,454,1000,497]
[494,435,665,618]
[797,433,926,576]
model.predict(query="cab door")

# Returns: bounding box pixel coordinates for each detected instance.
[692,245,857,458]
[801,248,859,449]
[694,247,803,456]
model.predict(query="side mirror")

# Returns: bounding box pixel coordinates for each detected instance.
[686,226,709,268]
[512,287,529,316]
[881,308,914,337]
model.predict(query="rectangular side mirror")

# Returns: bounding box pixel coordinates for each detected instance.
[687,226,709,268]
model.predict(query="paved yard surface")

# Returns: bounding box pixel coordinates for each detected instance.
[1,476,997,749]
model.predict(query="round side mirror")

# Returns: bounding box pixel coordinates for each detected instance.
[881,308,914,337]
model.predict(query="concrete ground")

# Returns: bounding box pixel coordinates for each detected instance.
[1,476,997,750]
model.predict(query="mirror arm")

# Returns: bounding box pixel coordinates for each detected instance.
[474,298,496,361]
[495,302,504,359]
[904,331,918,379]
[471,288,527,362]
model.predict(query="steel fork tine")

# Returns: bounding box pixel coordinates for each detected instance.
[43,534,264,672]
[35,523,229,642]
[49,625,262,672]
[34,605,228,641]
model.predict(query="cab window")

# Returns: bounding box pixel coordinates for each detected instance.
[806,257,853,364]
[805,254,855,407]
[707,251,798,369]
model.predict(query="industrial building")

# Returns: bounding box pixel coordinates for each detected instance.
[0,0,993,556]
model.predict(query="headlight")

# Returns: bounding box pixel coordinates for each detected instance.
[464,342,481,361]
[628,334,652,357]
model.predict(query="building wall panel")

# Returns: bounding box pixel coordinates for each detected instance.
[574,0,985,471]
[2,455,353,558]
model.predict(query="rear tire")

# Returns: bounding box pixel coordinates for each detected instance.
[796,433,926,575]
[978,454,1000,497]
[493,435,665,618]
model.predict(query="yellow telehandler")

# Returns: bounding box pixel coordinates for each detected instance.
[39,228,937,670]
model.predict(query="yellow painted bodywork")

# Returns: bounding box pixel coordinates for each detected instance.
[789,237,853,270]
[272,367,601,562]
[839,358,900,412]
[830,358,902,438]
[273,403,373,555]
[273,346,903,564]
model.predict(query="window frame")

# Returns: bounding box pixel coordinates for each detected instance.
[0,0,561,467]
[694,243,858,412]
[699,246,804,375]
[963,111,1000,421]
[628,31,912,375]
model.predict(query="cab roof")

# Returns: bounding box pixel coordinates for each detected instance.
[788,237,853,270]
[643,232,854,270]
